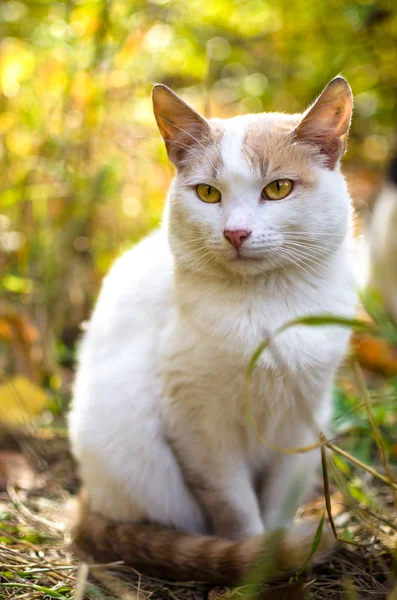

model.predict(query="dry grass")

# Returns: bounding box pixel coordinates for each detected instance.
[0,421,395,600]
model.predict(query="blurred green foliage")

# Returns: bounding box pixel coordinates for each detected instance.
[1,0,397,367]
[333,379,397,464]
[0,8,396,582]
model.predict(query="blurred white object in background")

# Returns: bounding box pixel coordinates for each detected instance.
[367,157,397,324]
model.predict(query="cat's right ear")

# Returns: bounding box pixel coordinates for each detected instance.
[152,84,211,168]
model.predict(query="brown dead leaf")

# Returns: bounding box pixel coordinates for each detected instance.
[0,312,42,382]
[352,332,397,376]
[208,587,228,600]
[0,450,40,490]
[302,491,345,519]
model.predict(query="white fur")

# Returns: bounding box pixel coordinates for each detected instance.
[69,115,356,538]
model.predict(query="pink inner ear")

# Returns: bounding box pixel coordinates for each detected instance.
[293,78,353,169]
[153,85,211,167]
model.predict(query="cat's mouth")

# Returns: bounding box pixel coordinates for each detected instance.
[233,252,264,262]
[222,248,280,275]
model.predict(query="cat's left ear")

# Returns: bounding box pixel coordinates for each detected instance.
[294,77,353,169]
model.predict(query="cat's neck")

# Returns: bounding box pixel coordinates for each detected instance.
[170,244,351,356]
[172,250,346,346]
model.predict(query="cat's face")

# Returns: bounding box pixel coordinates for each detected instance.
[153,78,353,278]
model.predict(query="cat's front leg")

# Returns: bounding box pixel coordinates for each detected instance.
[167,432,264,540]
[260,449,320,530]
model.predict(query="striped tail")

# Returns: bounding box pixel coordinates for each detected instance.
[70,493,335,585]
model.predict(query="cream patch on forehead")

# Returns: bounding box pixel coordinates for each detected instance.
[180,112,318,189]
[241,113,318,184]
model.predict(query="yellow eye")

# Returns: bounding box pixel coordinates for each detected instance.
[196,184,221,204]
[262,179,293,201]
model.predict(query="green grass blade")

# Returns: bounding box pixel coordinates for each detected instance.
[0,583,69,599]
[290,513,325,582]
[247,314,377,376]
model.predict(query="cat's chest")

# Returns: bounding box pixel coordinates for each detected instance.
[160,297,334,398]
[159,318,333,461]
[159,277,351,414]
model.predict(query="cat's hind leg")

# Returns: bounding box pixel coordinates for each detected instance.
[70,405,207,534]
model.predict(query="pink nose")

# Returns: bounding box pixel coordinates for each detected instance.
[224,229,251,249]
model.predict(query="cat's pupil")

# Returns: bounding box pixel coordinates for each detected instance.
[276,181,281,191]
[207,186,212,195]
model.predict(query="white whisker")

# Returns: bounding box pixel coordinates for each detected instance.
[280,230,345,238]
[276,248,324,279]
[282,236,341,249]
[282,242,336,268]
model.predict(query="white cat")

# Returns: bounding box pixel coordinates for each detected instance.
[68,77,356,583]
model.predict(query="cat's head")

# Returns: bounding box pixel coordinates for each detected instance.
[153,77,353,278]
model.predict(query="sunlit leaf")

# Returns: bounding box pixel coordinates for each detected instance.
[1,275,33,294]
[0,376,49,426]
